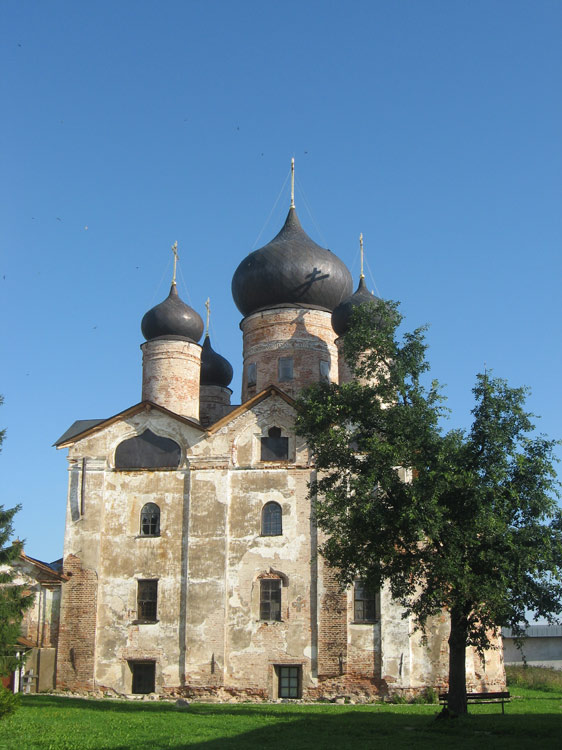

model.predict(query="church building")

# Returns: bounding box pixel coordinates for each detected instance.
[53,168,505,699]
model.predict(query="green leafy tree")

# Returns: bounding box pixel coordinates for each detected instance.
[296,303,562,715]
[0,397,34,686]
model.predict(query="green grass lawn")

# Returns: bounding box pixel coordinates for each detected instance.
[1,686,561,750]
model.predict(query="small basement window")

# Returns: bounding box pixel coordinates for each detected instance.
[278,665,301,698]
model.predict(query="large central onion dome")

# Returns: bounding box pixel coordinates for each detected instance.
[141,283,204,342]
[331,277,382,336]
[232,207,353,317]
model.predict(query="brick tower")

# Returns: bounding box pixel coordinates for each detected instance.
[232,161,353,401]
[140,246,204,421]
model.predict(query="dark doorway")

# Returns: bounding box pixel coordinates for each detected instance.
[131,661,155,694]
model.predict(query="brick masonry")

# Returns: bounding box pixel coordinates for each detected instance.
[56,554,98,691]
[241,308,338,401]
[199,384,233,427]
[142,338,202,421]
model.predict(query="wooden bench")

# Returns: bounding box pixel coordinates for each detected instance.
[439,691,511,714]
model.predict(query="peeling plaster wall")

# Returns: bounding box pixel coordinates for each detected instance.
[57,394,505,698]
[95,468,189,692]
[184,397,315,695]
[224,467,313,692]
[59,409,204,693]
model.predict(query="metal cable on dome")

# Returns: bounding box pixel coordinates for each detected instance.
[294,177,328,247]
[251,168,291,249]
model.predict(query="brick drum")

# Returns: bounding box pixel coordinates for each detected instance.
[241,307,338,402]
[141,338,202,421]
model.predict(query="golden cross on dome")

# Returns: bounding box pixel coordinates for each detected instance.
[290,157,295,209]
[171,241,179,285]
[359,233,365,279]
[205,297,211,336]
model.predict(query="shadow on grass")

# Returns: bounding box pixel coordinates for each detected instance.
[18,695,562,750]
[104,714,562,750]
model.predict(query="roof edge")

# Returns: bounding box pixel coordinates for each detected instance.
[19,553,68,581]
[54,401,206,448]
[207,385,296,433]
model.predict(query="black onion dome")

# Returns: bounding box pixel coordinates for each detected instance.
[200,334,233,388]
[331,277,381,336]
[232,207,353,317]
[141,283,204,342]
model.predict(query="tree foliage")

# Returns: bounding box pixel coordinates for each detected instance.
[0,398,34,681]
[296,302,562,714]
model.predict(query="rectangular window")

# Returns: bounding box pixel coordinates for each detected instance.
[247,362,257,387]
[260,578,281,621]
[278,357,293,381]
[137,580,158,622]
[353,581,378,623]
[319,360,330,381]
[130,661,155,694]
[278,666,301,698]
[260,427,289,461]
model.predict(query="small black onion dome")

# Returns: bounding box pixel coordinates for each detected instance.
[141,283,204,342]
[232,207,353,317]
[331,277,382,336]
[200,334,233,388]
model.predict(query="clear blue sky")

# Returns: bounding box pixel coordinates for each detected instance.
[1,0,561,563]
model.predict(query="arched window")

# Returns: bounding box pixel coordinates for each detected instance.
[140,503,160,537]
[261,502,282,536]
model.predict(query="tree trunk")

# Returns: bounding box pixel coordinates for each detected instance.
[447,606,468,715]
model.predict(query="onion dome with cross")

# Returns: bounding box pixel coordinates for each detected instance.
[231,160,353,317]
[331,234,381,336]
[141,242,204,343]
[200,298,234,388]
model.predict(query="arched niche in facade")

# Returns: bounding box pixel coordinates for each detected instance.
[115,429,181,469]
